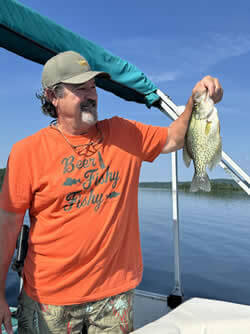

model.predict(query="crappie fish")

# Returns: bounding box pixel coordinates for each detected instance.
[183,90,222,192]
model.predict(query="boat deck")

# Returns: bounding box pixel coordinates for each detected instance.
[133,292,250,334]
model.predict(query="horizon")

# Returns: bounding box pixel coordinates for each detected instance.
[0,0,249,183]
[0,167,241,184]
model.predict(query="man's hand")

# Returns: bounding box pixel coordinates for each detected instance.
[0,298,13,334]
[192,75,223,104]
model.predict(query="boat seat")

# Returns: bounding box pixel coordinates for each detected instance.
[132,297,250,333]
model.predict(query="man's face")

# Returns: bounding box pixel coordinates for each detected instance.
[55,79,98,128]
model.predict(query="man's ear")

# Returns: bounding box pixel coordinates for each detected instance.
[45,89,58,107]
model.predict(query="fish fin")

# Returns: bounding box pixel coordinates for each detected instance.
[183,142,191,167]
[190,173,211,192]
[205,121,212,136]
[208,141,222,171]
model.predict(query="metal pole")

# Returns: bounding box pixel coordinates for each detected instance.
[172,152,182,293]
[167,151,184,309]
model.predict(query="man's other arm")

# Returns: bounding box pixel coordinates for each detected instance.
[0,208,24,334]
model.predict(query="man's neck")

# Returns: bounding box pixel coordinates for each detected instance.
[56,118,95,136]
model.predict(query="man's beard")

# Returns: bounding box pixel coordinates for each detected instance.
[80,100,98,126]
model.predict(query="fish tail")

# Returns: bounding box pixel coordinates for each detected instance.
[190,173,211,192]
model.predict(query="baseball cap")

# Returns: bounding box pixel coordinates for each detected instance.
[42,50,110,89]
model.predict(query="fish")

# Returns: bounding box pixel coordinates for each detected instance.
[183,90,222,192]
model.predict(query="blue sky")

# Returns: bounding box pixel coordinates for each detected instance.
[0,0,249,183]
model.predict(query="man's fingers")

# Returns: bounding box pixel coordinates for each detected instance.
[213,86,224,104]
[202,75,215,96]
[3,313,13,334]
[205,76,223,103]
[193,76,223,104]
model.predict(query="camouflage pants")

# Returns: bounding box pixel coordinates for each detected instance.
[17,289,134,334]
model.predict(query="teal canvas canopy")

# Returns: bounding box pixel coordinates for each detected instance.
[0,0,160,107]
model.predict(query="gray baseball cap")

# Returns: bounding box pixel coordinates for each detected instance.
[42,50,110,89]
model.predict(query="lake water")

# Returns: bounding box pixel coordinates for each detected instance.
[6,188,250,307]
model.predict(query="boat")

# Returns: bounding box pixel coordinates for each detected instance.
[1,1,250,333]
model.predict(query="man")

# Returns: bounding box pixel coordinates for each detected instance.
[0,51,223,334]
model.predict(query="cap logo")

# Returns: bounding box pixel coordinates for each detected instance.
[78,59,88,66]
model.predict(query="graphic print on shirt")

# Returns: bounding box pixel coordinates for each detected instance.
[61,151,120,212]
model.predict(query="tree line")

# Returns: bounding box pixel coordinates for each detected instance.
[0,168,6,190]
[139,179,244,192]
[0,167,244,193]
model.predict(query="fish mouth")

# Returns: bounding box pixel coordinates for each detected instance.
[193,89,209,102]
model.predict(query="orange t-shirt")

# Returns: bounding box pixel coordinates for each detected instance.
[0,116,168,305]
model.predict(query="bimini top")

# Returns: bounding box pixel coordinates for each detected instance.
[0,0,159,108]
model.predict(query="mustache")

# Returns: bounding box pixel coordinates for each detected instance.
[80,100,97,111]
